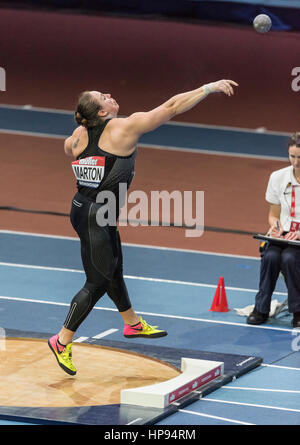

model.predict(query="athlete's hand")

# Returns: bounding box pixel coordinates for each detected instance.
[202,80,238,97]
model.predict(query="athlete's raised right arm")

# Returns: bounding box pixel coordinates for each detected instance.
[112,79,238,154]
[125,80,237,134]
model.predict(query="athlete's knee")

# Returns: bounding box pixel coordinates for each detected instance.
[63,281,107,331]
[84,280,106,296]
[71,281,104,304]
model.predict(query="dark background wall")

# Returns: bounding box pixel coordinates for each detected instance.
[0,1,299,255]
[0,3,299,132]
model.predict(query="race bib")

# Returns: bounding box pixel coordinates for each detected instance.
[290,221,300,232]
[72,156,105,188]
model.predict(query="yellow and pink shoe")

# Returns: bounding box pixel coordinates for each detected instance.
[48,334,77,376]
[123,317,167,339]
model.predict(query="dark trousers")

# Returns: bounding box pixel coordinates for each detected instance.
[255,244,300,314]
[63,192,132,332]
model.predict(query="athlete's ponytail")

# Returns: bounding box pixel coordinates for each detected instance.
[75,91,102,128]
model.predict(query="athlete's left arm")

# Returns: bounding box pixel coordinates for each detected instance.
[64,136,74,156]
[64,126,87,157]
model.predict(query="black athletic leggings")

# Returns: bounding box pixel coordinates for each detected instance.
[63,192,131,332]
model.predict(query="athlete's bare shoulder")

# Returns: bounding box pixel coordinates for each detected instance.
[99,117,138,156]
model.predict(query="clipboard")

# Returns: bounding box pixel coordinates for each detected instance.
[253,234,300,247]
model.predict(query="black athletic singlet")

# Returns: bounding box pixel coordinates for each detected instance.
[71,120,137,217]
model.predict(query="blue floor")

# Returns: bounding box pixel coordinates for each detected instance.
[0,231,299,425]
[0,105,297,425]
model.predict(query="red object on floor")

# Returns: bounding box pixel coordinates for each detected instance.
[210,277,230,312]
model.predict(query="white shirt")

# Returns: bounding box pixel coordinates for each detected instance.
[266,165,300,231]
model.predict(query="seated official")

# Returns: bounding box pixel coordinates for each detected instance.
[247,132,300,328]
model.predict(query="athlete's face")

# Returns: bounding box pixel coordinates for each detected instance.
[91,90,119,117]
[289,145,300,171]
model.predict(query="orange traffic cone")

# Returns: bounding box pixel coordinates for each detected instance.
[209,277,230,312]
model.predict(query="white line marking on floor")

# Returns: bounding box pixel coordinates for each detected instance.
[0,229,261,259]
[73,337,89,343]
[126,418,143,425]
[202,398,300,413]
[0,229,79,240]
[0,295,294,333]
[0,128,65,139]
[178,409,254,425]
[0,261,83,273]
[136,310,292,331]
[124,243,261,260]
[0,103,74,114]
[261,363,300,371]
[223,386,300,394]
[0,261,288,297]
[92,329,119,339]
[0,295,72,307]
